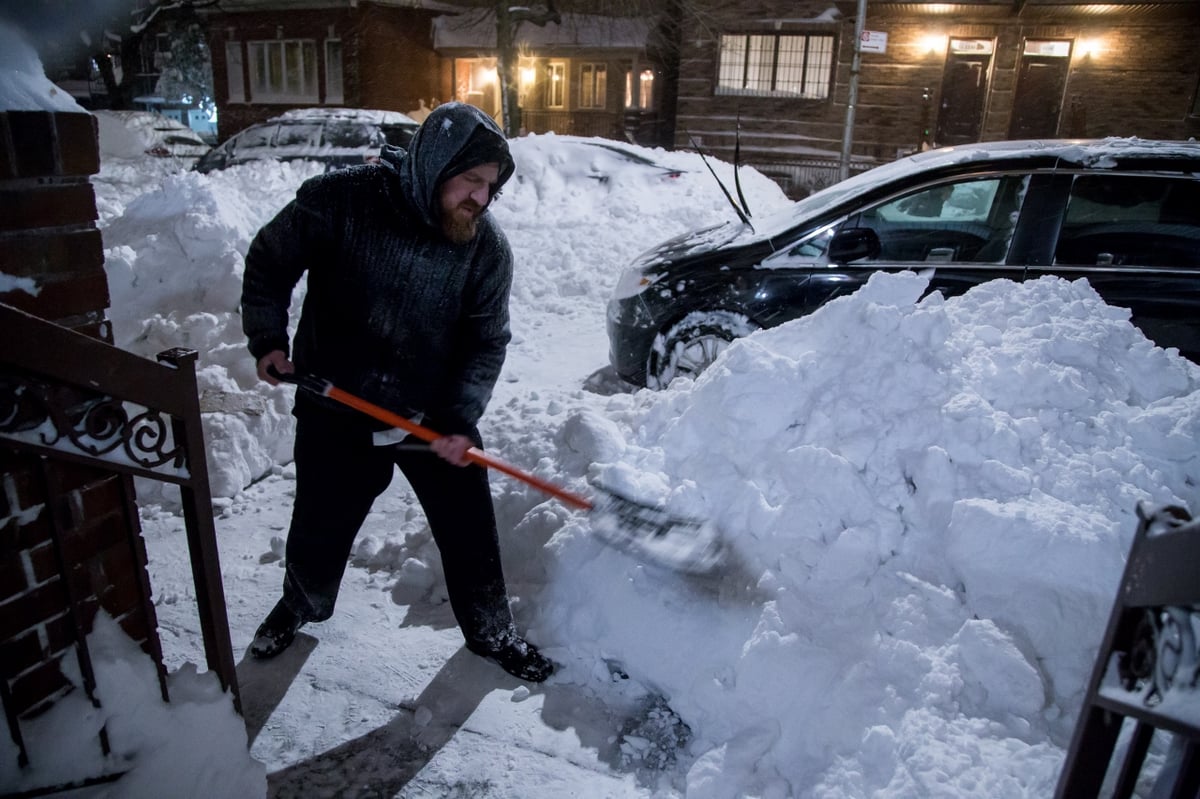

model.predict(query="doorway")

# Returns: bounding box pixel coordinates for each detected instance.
[934,39,993,146]
[1008,40,1073,139]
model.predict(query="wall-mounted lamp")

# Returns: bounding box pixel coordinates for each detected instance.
[1075,39,1102,59]
[919,34,948,55]
[479,67,498,85]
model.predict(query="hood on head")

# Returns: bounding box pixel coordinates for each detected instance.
[382,102,514,229]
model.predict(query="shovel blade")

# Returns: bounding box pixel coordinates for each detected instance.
[588,484,726,575]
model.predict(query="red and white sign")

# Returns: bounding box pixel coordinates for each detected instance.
[861,30,888,54]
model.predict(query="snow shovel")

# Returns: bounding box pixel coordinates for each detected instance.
[270,369,726,574]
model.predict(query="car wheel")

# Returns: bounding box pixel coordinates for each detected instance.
[646,310,758,389]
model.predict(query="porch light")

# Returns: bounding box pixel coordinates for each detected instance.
[1075,39,1102,59]
[479,67,498,84]
[520,66,536,87]
[919,34,948,55]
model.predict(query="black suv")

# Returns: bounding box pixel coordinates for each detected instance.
[194,108,419,174]
[607,139,1200,388]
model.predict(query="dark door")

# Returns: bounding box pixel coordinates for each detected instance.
[1009,45,1072,139]
[935,49,991,145]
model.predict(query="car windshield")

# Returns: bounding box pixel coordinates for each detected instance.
[235,124,277,150]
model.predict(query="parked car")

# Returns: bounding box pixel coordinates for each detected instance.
[510,135,687,186]
[93,110,211,165]
[193,108,419,173]
[607,138,1200,388]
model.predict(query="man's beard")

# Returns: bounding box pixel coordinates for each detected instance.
[442,204,481,244]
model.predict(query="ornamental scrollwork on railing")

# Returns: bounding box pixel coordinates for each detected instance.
[1118,604,1200,708]
[0,374,185,473]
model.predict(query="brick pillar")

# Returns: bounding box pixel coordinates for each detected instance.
[0,110,110,341]
[0,109,169,776]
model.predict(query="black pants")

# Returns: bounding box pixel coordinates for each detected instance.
[279,409,516,649]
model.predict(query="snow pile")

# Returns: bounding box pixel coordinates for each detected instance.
[78,120,1200,797]
[539,271,1200,796]
[0,614,265,798]
[0,22,83,112]
[96,135,787,501]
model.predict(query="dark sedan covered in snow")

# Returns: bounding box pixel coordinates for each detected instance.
[607,138,1200,388]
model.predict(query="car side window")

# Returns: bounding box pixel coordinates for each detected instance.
[836,176,1028,264]
[1054,175,1200,267]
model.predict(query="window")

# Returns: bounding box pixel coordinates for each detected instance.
[624,69,655,109]
[547,62,566,108]
[717,33,834,99]
[225,41,245,102]
[248,39,318,102]
[822,176,1030,264]
[1055,175,1200,267]
[325,40,343,104]
[580,63,607,109]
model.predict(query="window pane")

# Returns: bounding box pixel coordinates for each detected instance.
[581,64,594,107]
[225,42,245,102]
[745,35,774,92]
[302,41,317,95]
[1057,176,1200,266]
[849,177,1025,263]
[596,65,607,107]
[548,63,564,107]
[775,36,805,94]
[718,35,747,90]
[325,40,344,104]
[268,42,282,92]
[250,43,268,95]
[804,36,834,99]
[284,41,302,94]
[639,69,653,109]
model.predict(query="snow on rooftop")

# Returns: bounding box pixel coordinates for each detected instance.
[0,21,85,113]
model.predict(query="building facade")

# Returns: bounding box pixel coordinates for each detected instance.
[674,0,1200,196]
[200,0,446,140]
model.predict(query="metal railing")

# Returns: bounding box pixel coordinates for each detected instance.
[0,302,239,795]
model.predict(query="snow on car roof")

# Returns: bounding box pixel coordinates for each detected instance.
[710,137,1200,254]
[272,107,419,126]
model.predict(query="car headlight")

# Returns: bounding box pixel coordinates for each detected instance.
[612,267,660,300]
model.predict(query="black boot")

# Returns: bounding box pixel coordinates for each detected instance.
[250,599,305,659]
[468,634,555,683]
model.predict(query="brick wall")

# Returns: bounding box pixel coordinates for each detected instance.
[0,111,110,339]
[676,0,1200,182]
[0,455,163,719]
[0,108,166,772]
[202,3,439,142]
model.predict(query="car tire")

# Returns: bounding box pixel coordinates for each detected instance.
[646,310,758,389]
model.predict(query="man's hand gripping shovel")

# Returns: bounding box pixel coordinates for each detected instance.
[270,369,727,574]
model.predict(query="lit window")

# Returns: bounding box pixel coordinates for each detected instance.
[718,33,834,99]
[580,63,607,109]
[547,62,566,108]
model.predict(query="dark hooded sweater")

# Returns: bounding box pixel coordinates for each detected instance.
[241,103,515,434]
